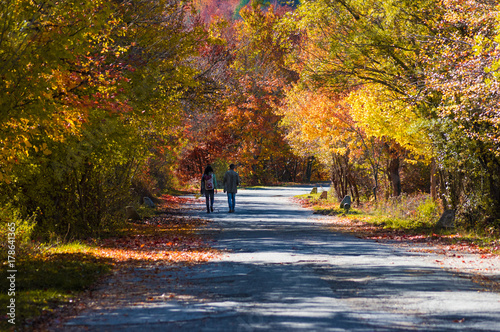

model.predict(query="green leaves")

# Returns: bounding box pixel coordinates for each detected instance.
[0,0,210,238]
[282,0,500,225]
[294,0,438,96]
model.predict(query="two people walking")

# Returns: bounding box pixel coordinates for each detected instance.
[200,164,240,213]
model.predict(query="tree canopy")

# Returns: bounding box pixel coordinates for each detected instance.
[1,0,499,239]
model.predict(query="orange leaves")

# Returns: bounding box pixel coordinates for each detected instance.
[86,215,220,267]
[174,3,305,185]
[90,246,217,264]
[279,86,356,160]
[159,194,194,209]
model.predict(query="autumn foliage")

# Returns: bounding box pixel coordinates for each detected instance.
[276,0,500,229]
[1,0,500,243]
[0,0,206,239]
[1,0,500,328]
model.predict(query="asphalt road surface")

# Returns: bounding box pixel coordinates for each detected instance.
[63,186,500,331]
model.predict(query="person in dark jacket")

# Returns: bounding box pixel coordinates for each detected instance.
[201,165,217,213]
[222,164,240,213]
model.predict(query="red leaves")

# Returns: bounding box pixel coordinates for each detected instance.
[86,214,219,266]
[160,194,193,206]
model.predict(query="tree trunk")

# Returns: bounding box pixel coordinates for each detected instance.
[330,151,360,203]
[305,157,313,183]
[373,172,378,201]
[430,158,437,201]
[387,155,401,197]
[331,153,349,200]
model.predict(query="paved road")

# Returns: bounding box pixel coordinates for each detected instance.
[63,186,500,331]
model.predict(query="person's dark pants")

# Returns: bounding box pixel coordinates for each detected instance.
[205,189,215,212]
[227,192,236,212]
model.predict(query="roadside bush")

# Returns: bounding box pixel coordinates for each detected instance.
[371,194,441,229]
[415,197,440,224]
[0,205,37,260]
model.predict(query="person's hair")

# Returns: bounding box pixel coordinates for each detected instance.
[204,165,214,175]
[229,164,235,170]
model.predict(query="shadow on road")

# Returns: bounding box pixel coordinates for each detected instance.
[63,186,500,332]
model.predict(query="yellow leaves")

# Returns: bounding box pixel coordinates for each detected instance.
[346,85,432,159]
[0,172,11,184]
[41,143,52,155]
[23,138,32,148]
[279,85,357,160]
[0,114,64,183]
[280,81,435,167]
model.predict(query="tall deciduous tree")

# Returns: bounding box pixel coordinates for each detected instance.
[287,0,500,225]
[178,2,307,185]
[278,0,439,199]
[346,85,432,197]
[278,86,366,202]
[0,0,117,183]
[423,0,500,226]
[0,0,208,238]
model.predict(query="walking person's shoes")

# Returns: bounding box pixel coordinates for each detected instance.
[211,206,214,212]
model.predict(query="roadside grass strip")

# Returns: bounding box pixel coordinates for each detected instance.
[1,213,219,331]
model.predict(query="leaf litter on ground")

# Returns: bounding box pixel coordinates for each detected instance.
[28,194,221,331]
[294,197,500,293]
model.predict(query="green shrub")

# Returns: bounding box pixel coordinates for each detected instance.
[415,197,440,224]
[0,205,37,261]
[370,194,440,230]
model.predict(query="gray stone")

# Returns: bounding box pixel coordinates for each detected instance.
[437,209,455,228]
[125,206,141,221]
[340,195,352,213]
[143,197,155,208]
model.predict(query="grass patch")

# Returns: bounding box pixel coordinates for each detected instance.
[294,192,360,216]
[295,192,500,253]
[0,242,112,331]
[354,195,441,233]
[296,193,437,231]
[0,194,217,330]
[362,215,435,230]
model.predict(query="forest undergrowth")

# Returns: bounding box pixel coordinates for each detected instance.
[295,192,500,255]
[0,195,219,331]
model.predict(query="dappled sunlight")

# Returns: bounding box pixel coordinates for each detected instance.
[59,186,500,331]
[85,217,222,266]
[90,248,218,264]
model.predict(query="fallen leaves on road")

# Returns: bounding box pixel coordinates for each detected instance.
[322,215,499,255]
[91,214,219,266]
[159,193,195,210]
[32,195,220,331]
[84,192,220,269]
